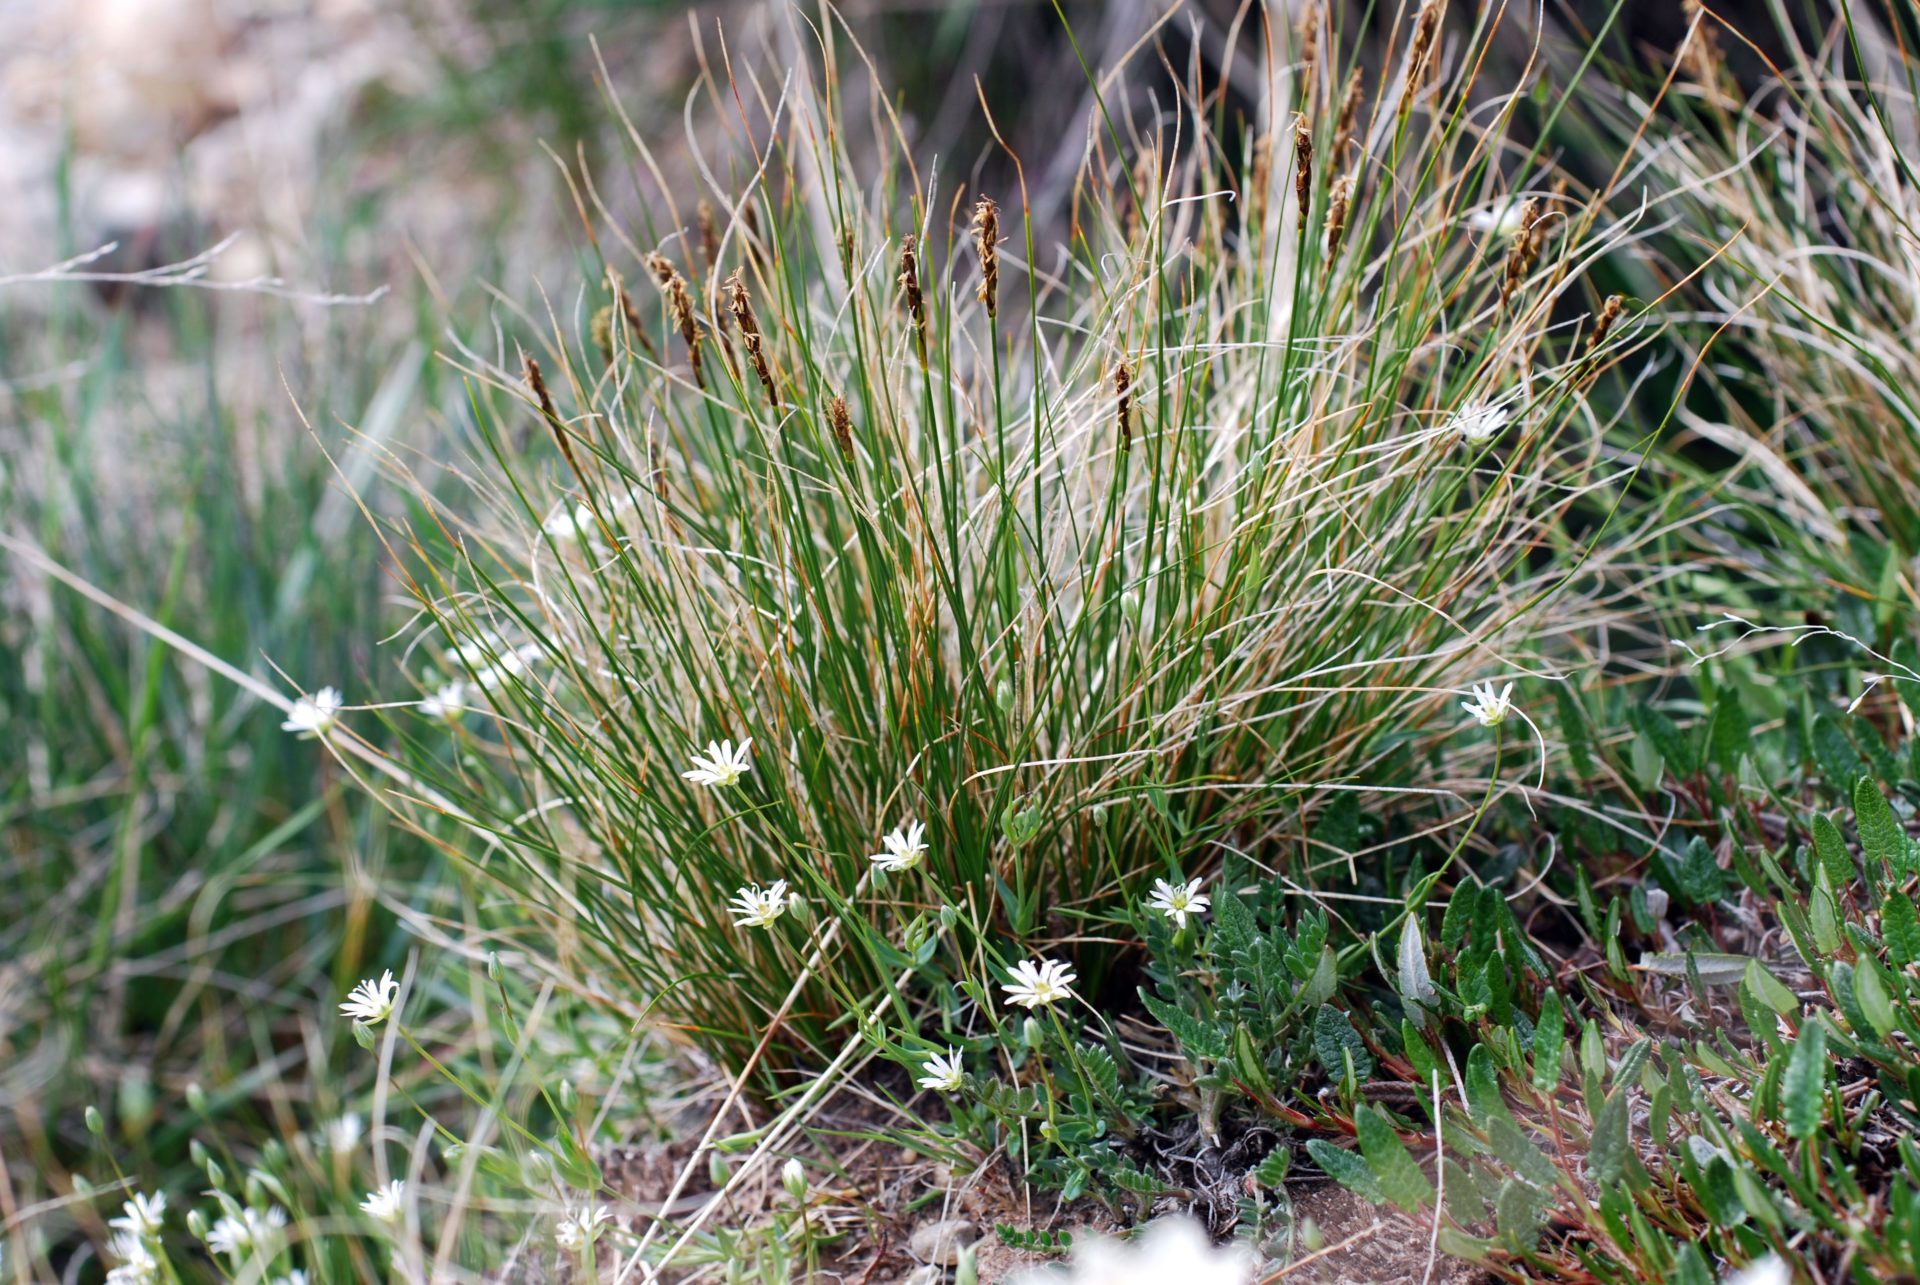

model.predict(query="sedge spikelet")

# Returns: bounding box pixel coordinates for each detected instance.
[899,235,928,371]
[1500,198,1543,305]
[1333,69,1365,159]
[1586,293,1624,353]
[1405,0,1442,108]
[972,197,999,321]
[697,199,719,270]
[646,252,705,388]
[727,271,779,409]
[1114,360,1133,454]
[827,394,855,461]
[1324,173,1354,256]
[1292,113,1314,220]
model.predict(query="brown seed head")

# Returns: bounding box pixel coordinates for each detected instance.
[727,271,779,409]
[647,252,705,388]
[972,197,1000,320]
[1114,360,1133,454]
[1324,173,1354,256]
[828,395,855,461]
[1586,294,1624,354]
[1292,114,1314,220]
[1407,0,1442,102]
[697,200,719,269]
[899,235,928,370]
[1334,69,1365,159]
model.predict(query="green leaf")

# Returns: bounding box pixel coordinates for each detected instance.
[1705,696,1749,773]
[1313,1005,1373,1082]
[1487,1114,1560,1189]
[1854,960,1898,1040]
[1780,1019,1828,1139]
[1441,882,1475,947]
[1397,915,1437,1027]
[1743,959,1799,1015]
[1555,683,1594,778]
[1251,1147,1291,1189]
[1884,894,1920,966]
[1854,778,1903,871]
[1587,1087,1632,1187]
[1355,1106,1434,1211]
[1531,991,1565,1092]
[1811,812,1854,888]
[1494,1178,1551,1252]
[1306,1139,1383,1204]
[1629,703,1695,776]
[1811,714,1864,791]
[1140,991,1229,1062]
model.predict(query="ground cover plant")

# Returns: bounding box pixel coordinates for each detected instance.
[6,0,1920,1282]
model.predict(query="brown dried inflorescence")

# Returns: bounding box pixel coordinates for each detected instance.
[1325,173,1354,256]
[727,271,779,410]
[1114,360,1133,454]
[1333,69,1365,160]
[1292,113,1315,220]
[899,235,929,370]
[646,252,705,388]
[1588,295,1624,352]
[828,395,855,461]
[1406,0,1442,104]
[1500,198,1544,305]
[972,197,999,320]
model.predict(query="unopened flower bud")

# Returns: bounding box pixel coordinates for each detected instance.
[781,1158,808,1202]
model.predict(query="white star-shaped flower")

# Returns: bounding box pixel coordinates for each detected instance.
[204,1206,286,1257]
[869,820,929,873]
[682,738,754,788]
[729,880,794,929]
[109,1191,166,1240]
[554,1203,613,1251]
[1447,399,1509,443]
[105,1233,160,1285]
[1147,877,1210,929]
[281,687,342,738]
[1460,680,1515,728]
[917,1047,965,1093]
[323,1113,363,1156]
[418,681,468,721]
[339,970,399,1025]
[360,1179,406,1224]
[1002,958,1077,1010]
[543,503,596,542]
